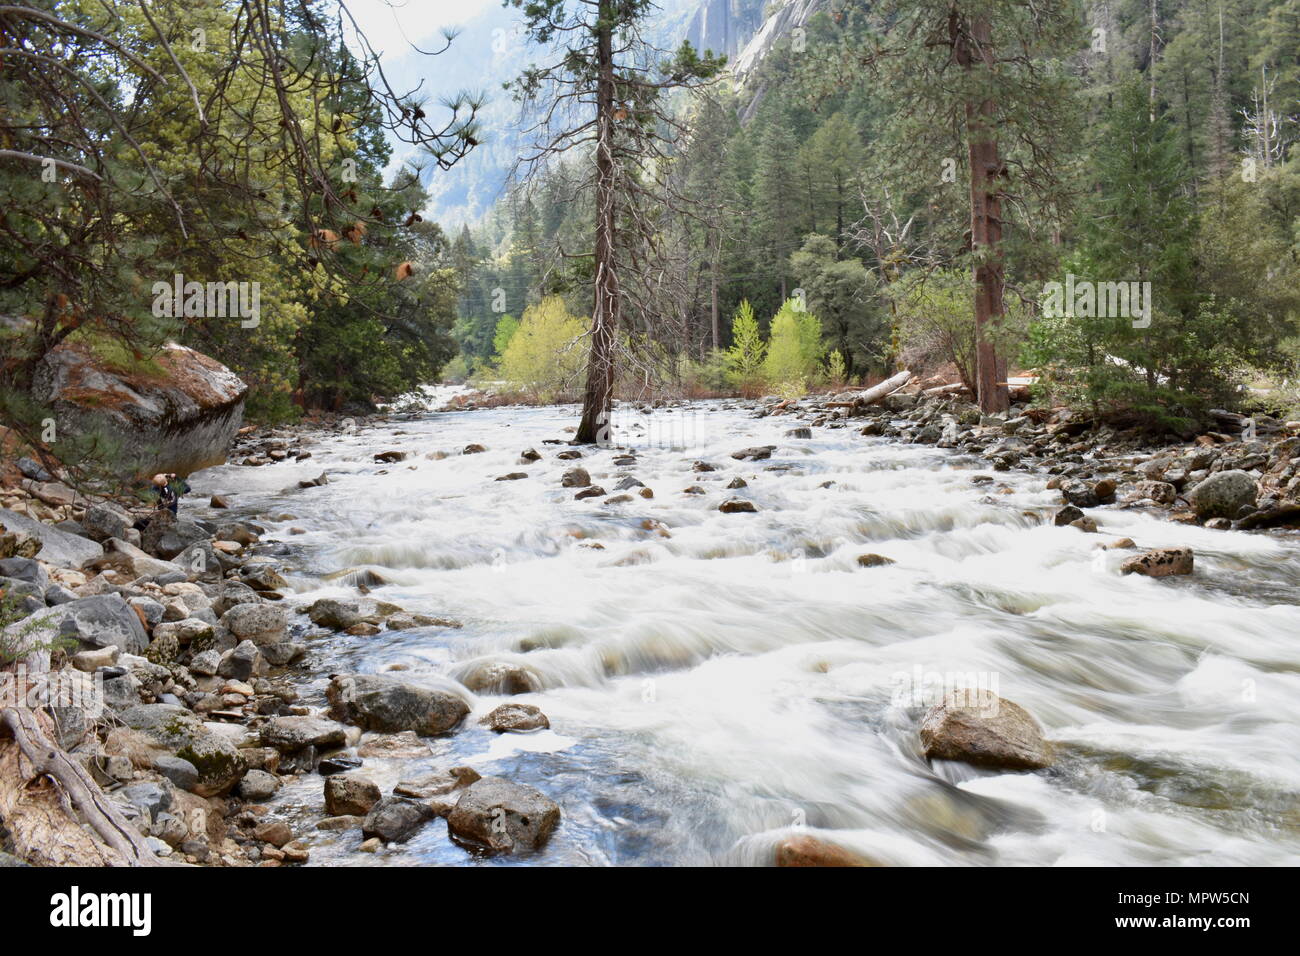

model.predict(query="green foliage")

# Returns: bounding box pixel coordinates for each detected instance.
[763,299,823,391]
[1026,78,1254,429]
[790,234,886,375]
[492,315,521,362]
[498,296,589,401]
[725,300,767,391]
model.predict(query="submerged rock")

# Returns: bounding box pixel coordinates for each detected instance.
[774,835,880,867]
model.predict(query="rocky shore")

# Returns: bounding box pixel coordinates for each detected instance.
[2,382,1296,867]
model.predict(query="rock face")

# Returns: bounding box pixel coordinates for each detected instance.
[919,690,1051,771]
[1189,470,1257,519]
[446,777,561,854]
[325,674,470,736]
[1121,547,1194,577]
[32,340,248,476]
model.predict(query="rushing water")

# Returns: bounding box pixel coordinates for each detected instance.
[189,390,1300,866]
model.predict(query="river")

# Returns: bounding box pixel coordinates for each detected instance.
[187,389,1300,866]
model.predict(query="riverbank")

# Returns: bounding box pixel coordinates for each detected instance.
[3,384,1299,866]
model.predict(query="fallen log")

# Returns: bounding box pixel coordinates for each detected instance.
[853,369,913,405]
[922,382,970,397]
[0,705,168,865]
[0,615,169,866]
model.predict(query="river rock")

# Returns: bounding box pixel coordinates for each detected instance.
[1188,470,1257,519]
[394,766,481,798]
[561,467,591,488]
[32,340,247,475]
[731,446,775,461]
[153,756,199,792]
[22,594,149,655]
[0,508,100,567]
[237,769,281,802]
[0,557,49,592]
[1135,480,1177,505]
[362,797,436,843]
[121,704,247,796]
[240,564,288,592]
[81,503,132,542]
[326,673,470,735]
[455,660,542,695]
[220,603,287,645]
[306,597,385,630]
[1120,547,1194,577]
[919,690,1052,771]
[87,537,185,582]
[446,777,560,854]
[141,510,209,560]
[1059,479,1099,508]
[218,640,263,681]
[324,774,381,816]
[260,715,349,754]
[1053,505,1084,526]
[719,498,757,513]
[481,702,550,733]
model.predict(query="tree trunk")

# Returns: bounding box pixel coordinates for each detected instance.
[958,13,1010,414]
[575,7,619,444]
[710,235,721,351]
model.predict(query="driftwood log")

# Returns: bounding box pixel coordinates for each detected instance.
[0,615,168,865]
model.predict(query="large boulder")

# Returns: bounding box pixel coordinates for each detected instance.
[919,690,1052,771]
[32,340,248,476]
[0,508,101,568]
[325,674,470,736]
[18,593,149,656]
[81,503,133,543]
[446,777,560,854]
[85,538,185,582]
[140,510,208,560]
[260,715,349,754]
[120,704,247,796]
[1188,470,1257,519]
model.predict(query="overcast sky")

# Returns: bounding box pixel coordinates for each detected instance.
[342,0,499,58]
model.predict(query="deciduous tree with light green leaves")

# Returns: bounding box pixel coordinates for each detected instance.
[725,300,766,393]
[499,297,590,401]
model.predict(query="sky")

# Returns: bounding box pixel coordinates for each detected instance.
[341,0,499,58]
